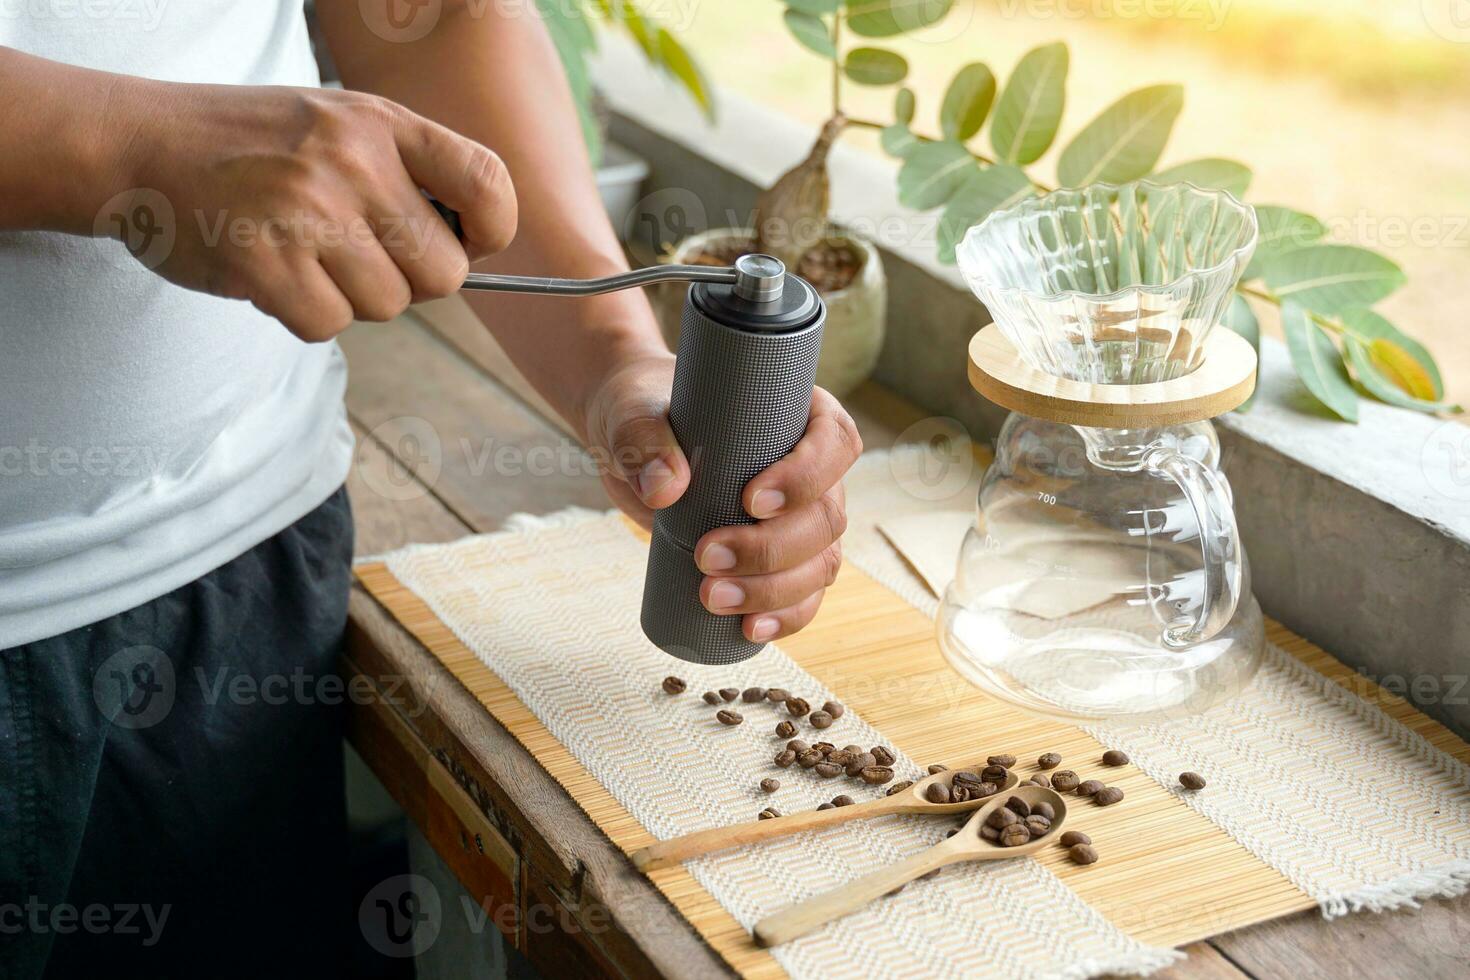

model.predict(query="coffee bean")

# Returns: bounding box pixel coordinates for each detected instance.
[860,766,894,785]
[987,754,1017,768]
[1069,843,1099,865]
[949,784,971,803]
[831,795,855,807]
[822,700,845,719]
[701,691,722,705]
[661,676,686,695]
[758,807,781,820]
[1005,796,1030,817]
[980,823,1001,842]
[1037,752,1061,769]
[927,764,949,775]
[952,771,984,790]
[766,688,790,703]
[1102,749,1129,766]
[797,749,823,768]
[1094,786,1124,806]
[808,710,834,729]
[985,807,1018,829]
[1076,779,1104,797]
[719,687,739,702]
[812,742,836,755]
[886,780,914,796]
[816,802,835,810]
[1029,773,1051,788]
[1024,814,1051,837]
[841,744,862,755]
[760,777,780,793]
[1060,831,1091,847]
[845,752,876,778]
[924,783,951,805]
[774,749,796,768]
[871,746,895,767]
[980,764,1008,784]
[977,782,998,797]
[741,686,767,703]
[1050,770,1080,793]
[1031,802,1056,821]
[1179,771,1207,790]
[815,762,844,778]
[826,750,855,767]
[999,824,1031,847]
[716,709,743,726]
[786,739,810,753]
[785,697,811,717]
[774,720,797,739]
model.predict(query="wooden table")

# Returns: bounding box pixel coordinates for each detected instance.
[338,302,1470,979]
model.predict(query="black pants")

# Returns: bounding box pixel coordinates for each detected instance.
[0,487,354,979]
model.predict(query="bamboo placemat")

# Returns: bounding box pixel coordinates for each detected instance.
[357,545,1470,976]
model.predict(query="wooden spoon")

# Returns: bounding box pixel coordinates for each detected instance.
[752,785,1068,947]
[630,767,1022,873]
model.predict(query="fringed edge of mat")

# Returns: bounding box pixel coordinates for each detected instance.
[1320,860,1470,919]
[355,505,613,565]
[1056,946,1185,979]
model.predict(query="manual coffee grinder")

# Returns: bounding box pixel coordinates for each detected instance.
[457,255,826,666]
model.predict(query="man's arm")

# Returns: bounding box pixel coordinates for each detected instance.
[315,2,862,643]
[0,43,515,339]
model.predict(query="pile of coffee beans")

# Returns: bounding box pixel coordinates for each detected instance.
[662,676,846,738]
[978,795,1055,846]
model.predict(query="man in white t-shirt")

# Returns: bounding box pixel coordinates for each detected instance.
[0,2,858,973]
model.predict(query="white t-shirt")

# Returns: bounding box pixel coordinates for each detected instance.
[0,1,355,647]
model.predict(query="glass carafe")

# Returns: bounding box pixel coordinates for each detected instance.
[939,182,1265,723]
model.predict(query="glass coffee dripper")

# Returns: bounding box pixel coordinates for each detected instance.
[940,181,1264,724]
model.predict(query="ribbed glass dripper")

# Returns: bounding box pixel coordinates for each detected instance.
[957,181,1258,385]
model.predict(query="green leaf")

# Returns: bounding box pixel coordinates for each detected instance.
[1264,244,1405,315]
[787,0,841,13]
[1224,293,1260,412]
[990,42,1069,165]
[1282,302,1358,421]
[656,28,714,119]
[937,165,1034,264]
[1150,158,1252,198]
[1245,206,1325,279]
[897,140,977,210]
[843,47,909,86]
[1339,309,1457,412]
[894,87,916,125]
[536,0,599,162]
[783,9,835,57]
[845,0,954,37]
[880,123,921,158]
[940,63,997,142]
[1056,84,1183,187]
[617,0,658,61]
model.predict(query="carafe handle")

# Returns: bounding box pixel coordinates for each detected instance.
[1143,448,1243,646]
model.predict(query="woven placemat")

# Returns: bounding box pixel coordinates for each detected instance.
[358,451,1470,977]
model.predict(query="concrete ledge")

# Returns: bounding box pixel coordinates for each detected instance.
[593,43,1470,738]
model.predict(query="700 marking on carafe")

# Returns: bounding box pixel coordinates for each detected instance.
[1036,492,1057,506]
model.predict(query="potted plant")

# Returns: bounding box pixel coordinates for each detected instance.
[666,1,1456,419]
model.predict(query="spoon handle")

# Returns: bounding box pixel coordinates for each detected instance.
[631,796,903,872]
[753,842,956,947]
